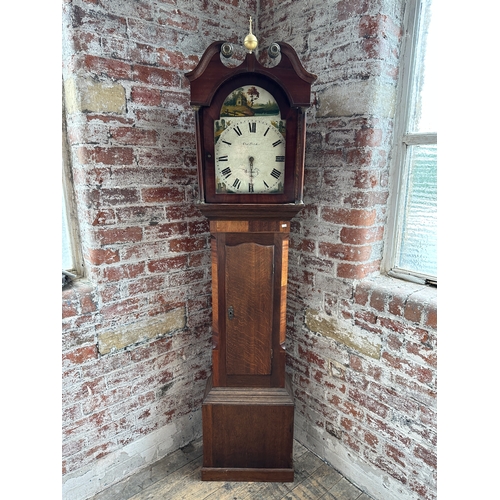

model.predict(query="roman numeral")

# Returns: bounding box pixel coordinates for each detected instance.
[222,140,232,145]
[275,156,285,162]
[271,168,282,179]
[272,140,283,147]
[232,178,241,189]
[233,126,242,136]
[263,181,269,188]
[264,127,270,136]
[218,155,228,161]
[249,122,256,133]
[248,183,254,192]
[221,167,231,178]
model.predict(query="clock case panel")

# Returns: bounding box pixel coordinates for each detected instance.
[185,41,317,206]
[209,221,290,389]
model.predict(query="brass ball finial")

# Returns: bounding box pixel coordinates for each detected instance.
[244,16,258,53]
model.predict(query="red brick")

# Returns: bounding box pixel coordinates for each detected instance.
[353,170,379,189]
[144,221,187,240]
[321,207,376,226]
[131,86,162,106]
[128,276,166,295]
[80,293,98,314]
[95,227,143,245]
[406,341,437,368]
[379,316,406,335]
[84,55,132,80]
[343,433,362,453]
[343,190,389,209]
[147,255,188,273]
[100,298,144,321]
[62,297,79,318]
[319,242,372,261]
[414,443,437,469]
[298,345,326,369]
[90,209,116,226]
[362,37,395,61]
[102,263,145,282]
[388,293,405,317]
[364,431,379,449]
[169,236,206,253]
[355,128,383,147]
[341,226,384,245]
[101,188,141,206]
[158,49,199,71]
[77,146,134,166]
[63,345,97,365]
[359,14,402,39]
[133,64,178,87]
[187,219,210,235]
[346,148,374,167]
[111,127,157,146]
[385,443,406,468]
[161,10,199,31]
[354,309,377,325]
[370,289,386,312]
[142,187,185,203]
[170,269,206,287]
[87,248,120,265]
[404,298,424,324]
[354,284,370,305]
[337,260,380,279]
[386,333,404,351]
[425,303,437,329]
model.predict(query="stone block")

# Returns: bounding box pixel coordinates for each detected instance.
[64,77,126,114]
[98,307,186,355]
[316,81,396,119]
[305,308,381,359]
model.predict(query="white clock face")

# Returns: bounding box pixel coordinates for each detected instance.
[214,118,286,194]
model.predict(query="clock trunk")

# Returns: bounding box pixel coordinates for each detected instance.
[186,40,316,482]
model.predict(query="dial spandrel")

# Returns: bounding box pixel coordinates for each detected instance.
[214,86,286,194]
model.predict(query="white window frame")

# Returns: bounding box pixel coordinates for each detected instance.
[384,0,437,286]
[62,81,84,279]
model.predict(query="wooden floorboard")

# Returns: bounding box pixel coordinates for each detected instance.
[90,439,373,500]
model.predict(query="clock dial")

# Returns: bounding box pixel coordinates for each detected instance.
[215,118,286,194]
[214,85,286,195]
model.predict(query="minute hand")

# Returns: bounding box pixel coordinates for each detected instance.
[248,156,255,192]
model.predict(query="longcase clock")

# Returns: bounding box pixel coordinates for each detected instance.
[185,20,316,482]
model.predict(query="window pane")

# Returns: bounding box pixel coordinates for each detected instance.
[396,144,437,277]
[62,189,73,271]
[411,0,437,133]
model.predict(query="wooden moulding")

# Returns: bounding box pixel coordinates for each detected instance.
[185,41,317,109]
[197,202,304,221]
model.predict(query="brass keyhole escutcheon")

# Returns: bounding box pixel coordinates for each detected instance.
[228,306,234,320]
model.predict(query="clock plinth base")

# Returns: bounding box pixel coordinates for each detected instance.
[201,375,295,482]
[201,467,294,482]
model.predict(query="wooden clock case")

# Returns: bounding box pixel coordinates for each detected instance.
[185,41,316,482]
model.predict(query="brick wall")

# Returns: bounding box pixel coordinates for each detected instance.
[259,1,437,499]
[62,1,255,499]
[62,1,436,500]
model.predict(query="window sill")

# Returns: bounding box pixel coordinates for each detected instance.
[354,273,437,330]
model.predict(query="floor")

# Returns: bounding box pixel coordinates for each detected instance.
[91,438,373,500]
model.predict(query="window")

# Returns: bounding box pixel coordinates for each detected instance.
[62,86,83,284]
[386,0,437,284]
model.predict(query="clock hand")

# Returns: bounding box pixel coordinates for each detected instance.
[248,156,255,192]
